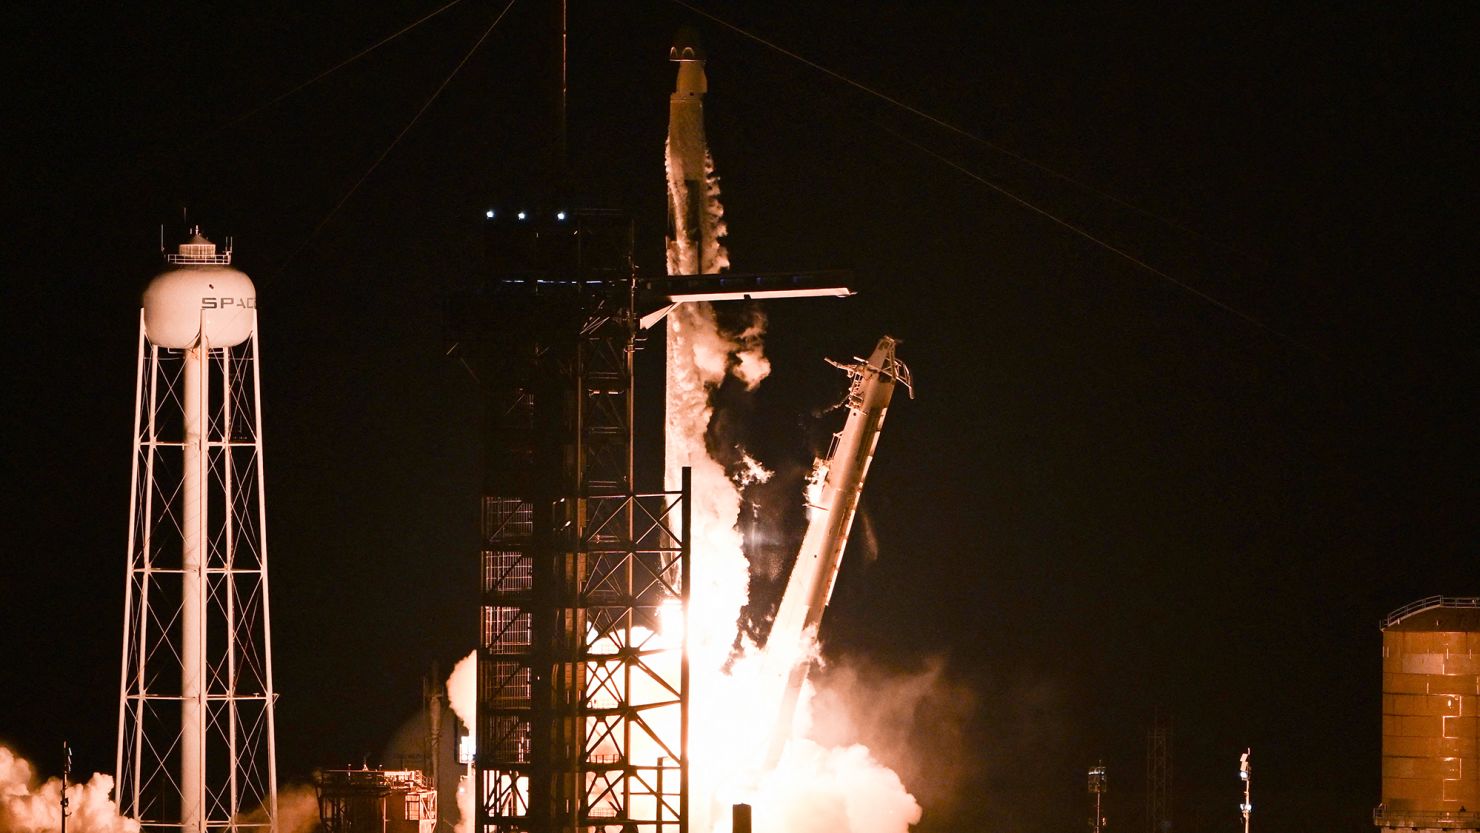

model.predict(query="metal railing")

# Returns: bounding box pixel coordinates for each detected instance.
[1381,595,1480,629]
[1374,807,1480,828]
[165,251,232,264]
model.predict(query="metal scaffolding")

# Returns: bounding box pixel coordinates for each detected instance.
[450,205,849,833]
[453,209,689,833]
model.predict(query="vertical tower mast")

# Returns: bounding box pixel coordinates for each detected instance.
[454,210,691,833]
[1147,719,1171,833]
[1088,763,1107,833]
[117,229,278,833]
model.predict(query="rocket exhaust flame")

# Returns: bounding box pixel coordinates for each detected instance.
[664,35,922,833]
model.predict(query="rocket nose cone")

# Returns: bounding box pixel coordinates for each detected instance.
[670,26,705,61]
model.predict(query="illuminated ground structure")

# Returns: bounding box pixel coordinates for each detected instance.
[117,231,278,833]
[1376,596,1480,833]
[316,768,437,833]
[449,208,850,833]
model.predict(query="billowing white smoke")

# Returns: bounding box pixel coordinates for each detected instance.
[664,138,730,277]
[805,656,977,817]
[751,739,921,833]
[0,746,138,833]
[701,153,731,275]
[272,785,321,833]
[664,131,922,833]
[445,652,477,740]
[697,671,924,833]
[236,783,319,833]
[445,653,477,833]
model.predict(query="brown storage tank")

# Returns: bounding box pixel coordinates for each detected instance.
[1377,597,1480,832]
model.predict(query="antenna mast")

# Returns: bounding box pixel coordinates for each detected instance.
[61,742,71,833]
[1147,718,1171,833]
[1088,762,1107,833]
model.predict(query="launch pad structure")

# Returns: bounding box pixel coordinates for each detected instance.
[315,768,437,833]
[449,208,849,833]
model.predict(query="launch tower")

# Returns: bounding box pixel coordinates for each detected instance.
[451,18,853,830]
[452,208,692,833]
[451,203,849,833]
[117,229,278,833]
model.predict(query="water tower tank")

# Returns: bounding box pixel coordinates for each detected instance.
[1377,597,1480,833]
[142,228,256,348]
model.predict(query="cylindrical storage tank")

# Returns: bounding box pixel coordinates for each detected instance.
[143,231,256,349]
[1377,597,1480,832]
[731,803,752,833]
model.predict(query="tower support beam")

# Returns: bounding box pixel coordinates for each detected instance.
[118,233,276,833]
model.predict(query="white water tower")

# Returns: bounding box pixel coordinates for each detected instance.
[116,228,278,833]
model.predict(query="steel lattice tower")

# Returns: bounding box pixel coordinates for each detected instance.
[453,209,690,833]
[117,231,278,833]
[451,203,848,833]
[1146,720,1171,833]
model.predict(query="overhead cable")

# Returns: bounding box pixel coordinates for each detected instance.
[274,0,520,276]
[882,126,1315,355]
[229,0,471,128]
[664,0,1254,261]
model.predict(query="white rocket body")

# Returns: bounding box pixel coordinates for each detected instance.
[661,39,738,833]
[665,42,711,278]
[664,37,727,495]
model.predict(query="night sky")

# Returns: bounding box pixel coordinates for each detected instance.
[3,2,1473,833]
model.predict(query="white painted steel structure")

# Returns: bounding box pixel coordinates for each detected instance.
[762,336,912,765]
[117,230,278,833]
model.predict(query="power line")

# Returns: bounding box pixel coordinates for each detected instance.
[272,0,520,278]
[227,0,471,129]
[881,126,1316,355]
[665,0,1305,351]
[8,0,477,244]
[664,0,1257,262]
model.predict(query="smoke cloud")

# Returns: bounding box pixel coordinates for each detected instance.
[806,656,978,819]
[663,111,937,832]
[752,739,921,833]
[445,652,477,833]
[728,311,770,391]
[272,785,320,833]
[702,152,730,275]
[235,783,318,833]
[445,652,476,730]
[0,745,138,833]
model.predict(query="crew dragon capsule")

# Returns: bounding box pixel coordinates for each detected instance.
[665,26,714,276]
[763,335,913,766]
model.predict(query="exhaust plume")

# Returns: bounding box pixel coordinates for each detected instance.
[0,745,138,833]
[445,653,477,833]
[664,127,923,833]
[236,784,318,833]
[807,656,978,817]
